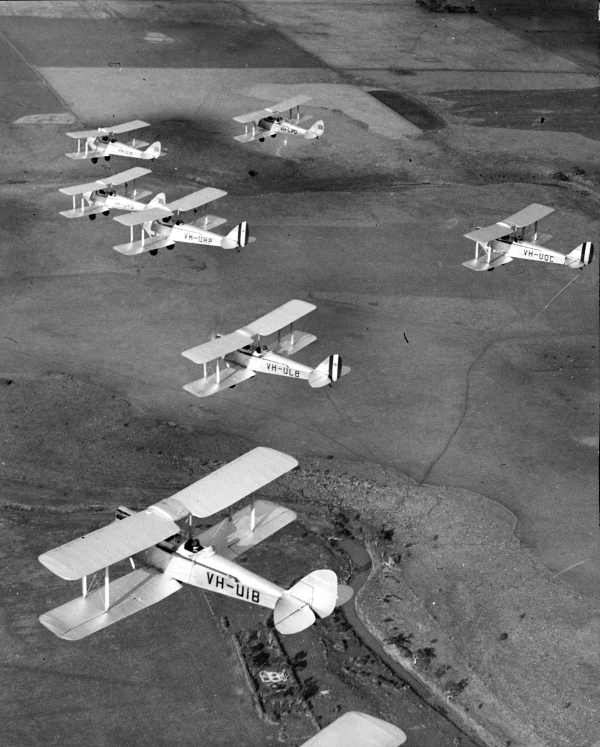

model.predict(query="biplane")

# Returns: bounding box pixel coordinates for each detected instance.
[112,187,252,255]
[463,203,594,271]
[233,95,324,144]
[181,300,350,397]
[58,167,157,220]
[38,448,347,641]
[301,712,406,747]
[65,120,161,163]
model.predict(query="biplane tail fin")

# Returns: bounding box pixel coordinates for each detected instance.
[308,354,350,388]
[273,569,338,634]
[305,120,324,139]
[565,242,593,268]
[221,221,250,250]
[142,141,161,160]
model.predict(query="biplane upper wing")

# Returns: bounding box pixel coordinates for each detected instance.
[103,119,150,135]
[59,179,106,196]
[165,447,298,518]
[114,206,170,225]
[66,120,150,139]
[301,712,406,747]
[167,188,227,213]
[38,509,180,580]
[266,95,311,113]
[500,203,554,229]
[59,167,151,196]
[245,299,316,337]
[233,108,272,124]
[182,330,254,365]
[464,223,511,244]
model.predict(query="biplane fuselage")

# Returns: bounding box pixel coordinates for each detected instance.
[147,219,230,247]
[490,238,575,265]
[67,136,160,162]
[226,346,313,381]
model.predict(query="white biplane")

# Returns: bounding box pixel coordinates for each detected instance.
[233,95,324,144]
[463,203,593,271]
[38,448,347,641]
[181,300,350,398]
[112,187,252,256]
[65,120,161,164]
[58,167,158,220]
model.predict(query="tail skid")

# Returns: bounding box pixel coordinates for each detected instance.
[273,569,338,634]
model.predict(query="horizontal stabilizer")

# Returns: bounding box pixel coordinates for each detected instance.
[197,499,296,559]
[272,330,316,356]
[273,594,315,635]
[166,447,298,518]
[39,509,180,579]
[301,712,406,747]
[129,138,149,149]
[39,568,181,640]
[183,366,256,397]
[287,569,338,619]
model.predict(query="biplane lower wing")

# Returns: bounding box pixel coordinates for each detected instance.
[113,236,174,255]
[462,253,514,271]
[60,205,105,219]
[271,330,317,356]
[39,568,182,641]
[234,132,258,143]
[197,499,296,560]
[65,150,94,161]
[192,215,227,231]
[183,365,256,398]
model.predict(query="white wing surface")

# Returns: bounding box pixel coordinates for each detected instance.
[114,206,170,226]
[39,568,182,641]
[500,203,554,228]
[105,119,150,135]
[246,299,316,337]
[167,447,298,518]
[182,330,254,364]
[59,180,105,196]
[38,510,180,580]
[464,223,511,244]
[301,712,406,747]
[167,188,227,213]
[267,95,311,113]
[59,167,151,196]
[233,108,272,124]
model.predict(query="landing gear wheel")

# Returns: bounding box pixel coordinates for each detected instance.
[102,210,110,216]
[166,244,175,251]
[258,137,265,143]
[271,134,277,138]
[88,213,96,221]
[91,158,98,164]
[149,249,158,256]
[104,156,111,161]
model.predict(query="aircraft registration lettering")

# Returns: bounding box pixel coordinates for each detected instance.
[265,362,300,377]
[523,248,554,262]
[207,571,260,603]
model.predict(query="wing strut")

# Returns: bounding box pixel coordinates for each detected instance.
[104,566,110,611]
